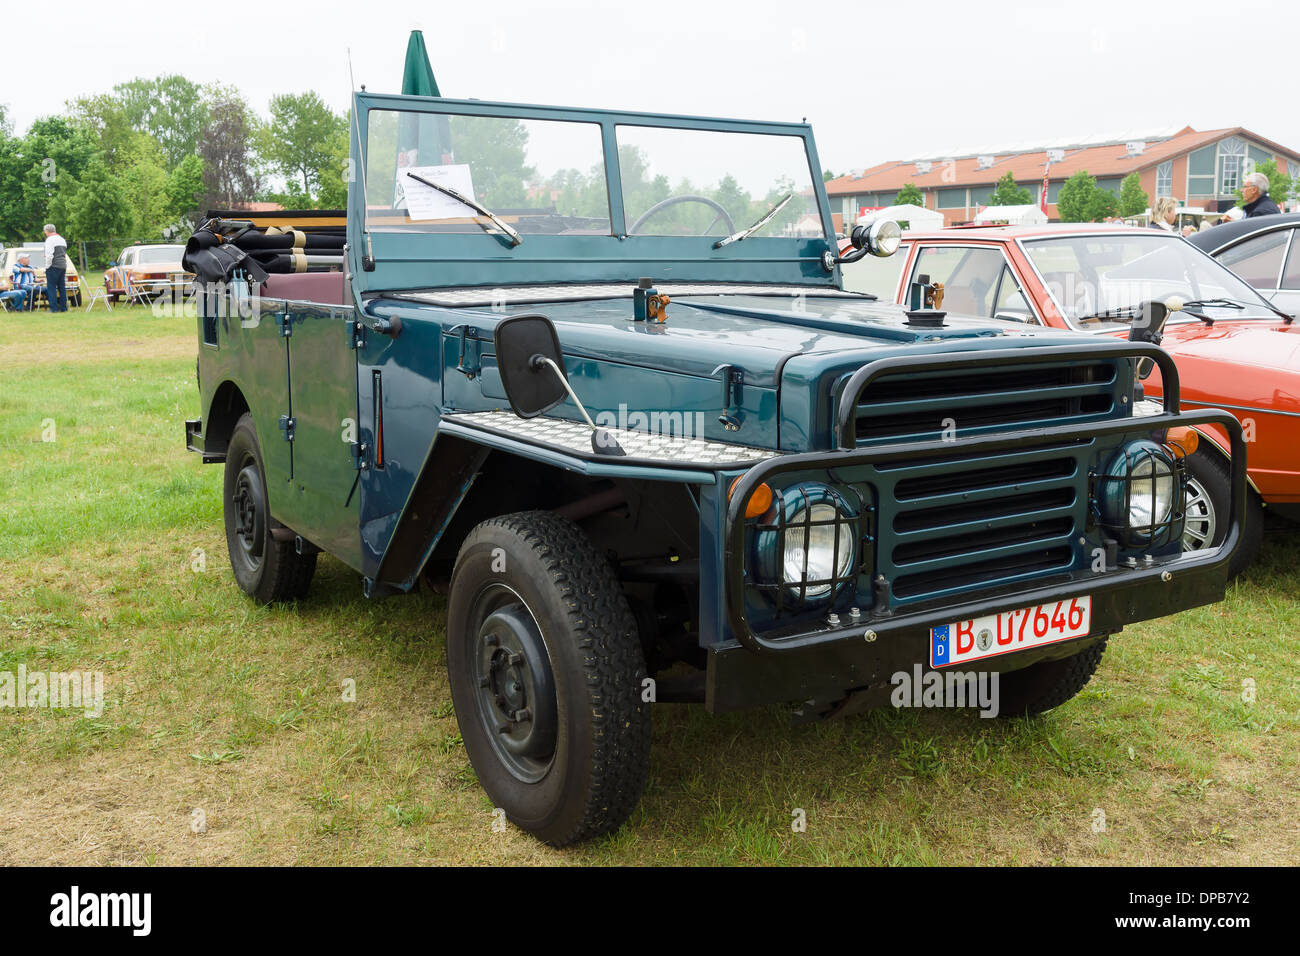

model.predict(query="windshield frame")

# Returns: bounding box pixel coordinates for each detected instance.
[349,92,838,298]
[1015,231,1280,332]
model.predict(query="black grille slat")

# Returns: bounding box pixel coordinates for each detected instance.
[893,487,1076,537]
[854,361,1116,445]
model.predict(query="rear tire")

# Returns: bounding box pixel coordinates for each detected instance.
[997,639,1107,717]
[446,510,651,846]
[222,413,316,603]
[1181,447,1262,579]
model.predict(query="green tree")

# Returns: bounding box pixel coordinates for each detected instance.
[1236,158,1292,207]
[2,118,99,240]
[114,75,209,171]
[63,160,133,239]
[1056,170,1116,222]
[167,154,206,224]
[200,88,261,211]
[256,92,347,203]
[822,169,838,182]
[893,183,924,206]
[1118,172,1149,217]
[988,172,1032,206]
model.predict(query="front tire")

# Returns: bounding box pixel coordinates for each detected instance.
[222,413,316,603]
[446,511,651,846]
[997,638,1108,717]
[1181,447,1262,578]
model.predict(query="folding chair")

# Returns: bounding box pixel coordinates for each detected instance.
[84,284,113,312]
[124,271,155,306]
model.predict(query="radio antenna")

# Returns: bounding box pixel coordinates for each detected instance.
[347,48,375,270]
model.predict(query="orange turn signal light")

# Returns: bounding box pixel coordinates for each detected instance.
[729,477,774,519]
[1165,427,1199,459]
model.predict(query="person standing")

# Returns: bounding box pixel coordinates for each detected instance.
[43,224,69,312]
[1241,173,1281,218]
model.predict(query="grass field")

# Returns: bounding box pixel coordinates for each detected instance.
[1,304,1298,865]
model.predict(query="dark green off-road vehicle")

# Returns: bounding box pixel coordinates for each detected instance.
[184,90,1246,845]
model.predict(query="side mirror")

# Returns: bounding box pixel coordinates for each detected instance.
[494,314,567,418]
[493,313,626,456]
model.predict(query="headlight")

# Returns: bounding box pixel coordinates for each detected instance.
[753,483,858,602]
[1098,440,1179,547]
[866,219,902,258]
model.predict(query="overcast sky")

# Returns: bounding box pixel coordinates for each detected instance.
[6,0,1295,174]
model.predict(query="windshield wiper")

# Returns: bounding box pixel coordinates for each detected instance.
[405,171,522,247]
[714,193,792,249]
[1183,296,1293,324]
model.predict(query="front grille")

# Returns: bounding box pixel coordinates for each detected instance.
[880,444,1086,602]
[853,360,1117,444]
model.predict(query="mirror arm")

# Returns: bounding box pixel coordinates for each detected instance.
[534,356,597,429]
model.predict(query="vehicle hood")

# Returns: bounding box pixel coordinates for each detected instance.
[1159,319,1300,371]
[487,293,1091,388]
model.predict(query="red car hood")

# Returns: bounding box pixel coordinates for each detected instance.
[1158,319,1300,371]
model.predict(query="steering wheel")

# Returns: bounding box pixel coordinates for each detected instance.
[628,195,737,237]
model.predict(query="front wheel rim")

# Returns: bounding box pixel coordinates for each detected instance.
[1181,475,1217,552]
[467,583,558,784]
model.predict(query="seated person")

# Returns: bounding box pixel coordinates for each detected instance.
[2,255,42,311]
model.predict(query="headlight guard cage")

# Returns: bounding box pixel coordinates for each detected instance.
[746,483,867,618]
[1090,443,1186,550]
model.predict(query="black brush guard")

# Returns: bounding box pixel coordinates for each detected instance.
[722,342,1245,657]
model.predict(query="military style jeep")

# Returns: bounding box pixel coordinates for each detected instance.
[184,92,1246,845]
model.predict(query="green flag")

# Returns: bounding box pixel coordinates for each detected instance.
[401,30,441,96]
[395,30,450,208]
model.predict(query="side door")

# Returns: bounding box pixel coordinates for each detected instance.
[277,300,364,570]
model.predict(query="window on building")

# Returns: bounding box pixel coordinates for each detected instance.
[1187,144,1217,198]
[1219,136,1247,195]
[1248,145,1272,171]
[909,246,1006,317]
[1156,162,1172,198]
[936,187,966,209]
[1044,180,1065,205]
[1219,229,1290,290]
[970,185,996,207]
[1096,177,1123,195]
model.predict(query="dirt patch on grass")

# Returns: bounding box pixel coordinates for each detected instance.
[0,334,195,370]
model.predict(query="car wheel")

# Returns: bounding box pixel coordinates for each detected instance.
[222,413,316,603]
[1181,447,1262,579]
[446,510,651,846]
[997,638,1108,717]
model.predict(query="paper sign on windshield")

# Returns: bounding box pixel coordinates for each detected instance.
[400,164,477,221]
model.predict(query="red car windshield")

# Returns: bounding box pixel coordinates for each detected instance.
[1020,233,1276,330]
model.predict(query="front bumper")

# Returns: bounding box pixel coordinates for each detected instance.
[185,418,224,463]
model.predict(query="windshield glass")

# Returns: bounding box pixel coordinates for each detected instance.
[15,249,44,269]
[137,246,184,263]
[616,125,822,238]
[1021,233,1275,330]
[365,110,611,235]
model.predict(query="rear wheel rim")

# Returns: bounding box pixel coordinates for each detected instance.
[231,461,266,571]
[467,583,558,784]
[1181,475,1217,552]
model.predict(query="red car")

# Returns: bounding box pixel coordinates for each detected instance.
[842,223,1297,574]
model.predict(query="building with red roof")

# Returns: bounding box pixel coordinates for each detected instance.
[826,126,1300,229]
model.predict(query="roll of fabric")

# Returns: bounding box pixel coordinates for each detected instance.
[232,232,346,252]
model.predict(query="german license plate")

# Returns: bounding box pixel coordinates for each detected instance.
[930,596,1091,667]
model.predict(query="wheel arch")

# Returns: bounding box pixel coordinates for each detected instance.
[1187,424,1264,499]
[203,379,252,459]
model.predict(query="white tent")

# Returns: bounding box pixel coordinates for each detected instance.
[857,203,944,231]
[972,204,1047,226]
